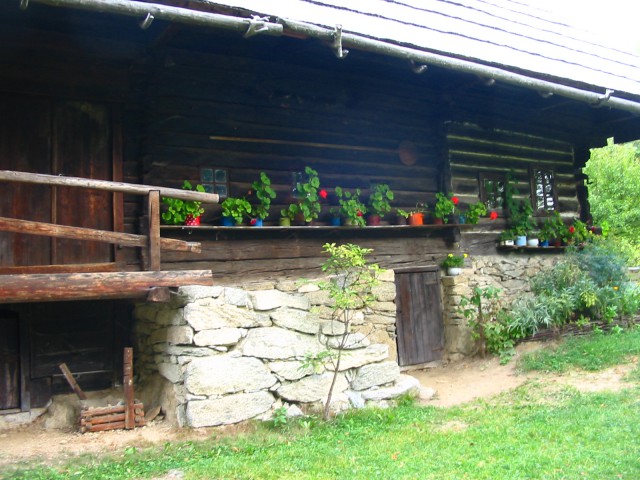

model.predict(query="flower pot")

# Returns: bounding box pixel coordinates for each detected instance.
[503,239,514,246]
[330,216,342,227]
[408,213,424,226]
[185,214,201,226]
[540,239,550,247]
[396,216,407,226]
[515,235,527,247]
[432,217,444,225]
[367,214,381,226]
[457,214,466,224]
[279,217,291,227]
[447,267,462,276]
[221,216,234,227]
[250,218,263,227]
[527,238,539,247]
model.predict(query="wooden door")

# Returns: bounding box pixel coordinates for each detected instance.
[0,95,117,268]
[0,312,20,410]
[395,266,444,366]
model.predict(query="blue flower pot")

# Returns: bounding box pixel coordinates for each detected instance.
[330,217,342,226]
[251,218,263,227]
[221,216,234,226]
[515,235,527,247]
[540,239,550,247]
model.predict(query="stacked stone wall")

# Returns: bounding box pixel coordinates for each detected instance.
[441,255,557,361]
[133,271,420,427]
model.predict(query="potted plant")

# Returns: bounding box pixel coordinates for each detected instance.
[463,201,487,225]
[367,184,394,226]
[542,211,565,246]
[395,208,410,225]
[407,203,427,226]
[282,166,324,224]
[249,172,276,226]
[433,192,457,224]
[571,219,589,244]
[441,252,468,276]
[499,229,516,246]
[161,180,206,226]
[221,197,252,225]
[335,186,367,227]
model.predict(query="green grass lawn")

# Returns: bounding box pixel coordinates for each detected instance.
[4,330,640,480]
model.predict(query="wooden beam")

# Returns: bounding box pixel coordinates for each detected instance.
[0,217,201,253]
[0,170,219,203]
[148,191,161,271]
[0,270,214,303]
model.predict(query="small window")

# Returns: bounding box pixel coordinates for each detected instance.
[200,167,228,198]
[479,172,506,211]
[531,168,557,212]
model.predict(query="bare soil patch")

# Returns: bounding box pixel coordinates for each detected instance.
[1,343,636,471]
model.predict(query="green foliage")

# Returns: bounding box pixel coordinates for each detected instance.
[457,286,516,361]
[504,173,534,236]
[509,240,639,336]
[250,172,276,219]
[518,328,640,373]
[440,253,467,268]
[283,166,322,222]
[539,211,564,242]
[367,183,394,217]
[584,139,640,264]
[335,187,367,226]
[396,208,410,219]
[463,201,487,224]
[318,243,381,420]
[433,192,455,221]
[271,406,288,428]
[221,197,252,224]
[161,180,206,225]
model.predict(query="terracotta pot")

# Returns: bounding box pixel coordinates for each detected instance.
[408,213,424,226]
[367,214,381,226]
[432,217,444,225]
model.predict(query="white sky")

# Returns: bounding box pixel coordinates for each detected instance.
[536,0,640,53]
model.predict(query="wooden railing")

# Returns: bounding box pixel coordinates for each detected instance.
[0,170,220,303]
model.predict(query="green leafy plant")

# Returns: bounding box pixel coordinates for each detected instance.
[272,406,288,428]
[221,197,252,224]
[504,173,534,236]
[282,166,323,222]
[335,187,367,226]
[441,253,467,268]
[464,201,487,224]
[317,242,381,420]
[434,192,457,222]
[540,211,565,242]
[161,180,206,225]
[250,172,276,220]
[396,208,410,219]
[367,184,394,218]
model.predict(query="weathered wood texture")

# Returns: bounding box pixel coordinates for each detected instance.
[395,267,444,366]
[0,270,214,303]
[0,312,20,410]
[447,122,579,217]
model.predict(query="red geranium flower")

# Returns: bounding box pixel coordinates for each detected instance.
[568,226,575,234]
[451,196,459,205]
[489,211,498,220]
[356,210,363,217]
[319,189,328,199]
[249,218,257,226]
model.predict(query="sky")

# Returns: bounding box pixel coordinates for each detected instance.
[536,0,640,53]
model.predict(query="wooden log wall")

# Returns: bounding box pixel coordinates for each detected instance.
[139,45,457,282]
[447,122,578,215]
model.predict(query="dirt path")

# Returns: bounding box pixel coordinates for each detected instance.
[1,343,636,471]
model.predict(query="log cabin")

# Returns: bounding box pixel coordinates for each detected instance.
[1,0,639,427]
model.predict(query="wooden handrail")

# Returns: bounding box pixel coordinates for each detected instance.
[0,170,211,272]
[0,170,219,203]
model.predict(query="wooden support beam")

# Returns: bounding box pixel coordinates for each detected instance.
[0,216,201,253]
[0,170,219,203]
[123,348,134,429]
[0,270,214,303]
[148,191,161,271]
[59,363,88,400]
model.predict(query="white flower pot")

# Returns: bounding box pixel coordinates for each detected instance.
[527,238,539,247]
[447,267,462,276]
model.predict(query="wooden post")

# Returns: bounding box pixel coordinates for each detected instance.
[123,348,134,429]
[59,363,88,400]
[148,191,161,271]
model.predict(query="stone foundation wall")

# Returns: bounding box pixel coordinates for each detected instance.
[441,255,557,361]
[133,270,420,427]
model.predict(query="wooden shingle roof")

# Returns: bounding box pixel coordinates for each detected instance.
[200,0,640,101]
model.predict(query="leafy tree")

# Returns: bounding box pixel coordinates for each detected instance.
[584,138,640,264]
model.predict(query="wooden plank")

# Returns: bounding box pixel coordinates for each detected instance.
[81,402,143,416]
[0,170,219,204]
[0,270,213,303]
[0,263,118,275]
[58,363,88,400]
[148,191,161,271]
[123,348,134,429]
[0,217,201,253]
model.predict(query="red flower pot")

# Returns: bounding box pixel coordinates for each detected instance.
[185,214,201,226]
[367,214,381,226]
[408,213,424,226]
